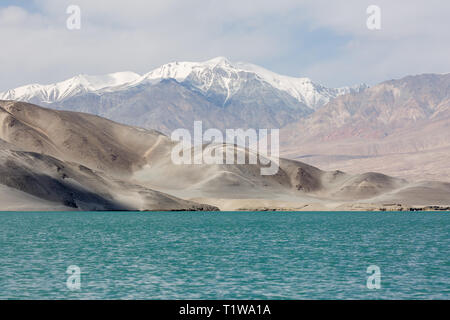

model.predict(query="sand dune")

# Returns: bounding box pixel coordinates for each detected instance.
[0,100,449,211]
[0,147,217,211]
[0,101,161,176]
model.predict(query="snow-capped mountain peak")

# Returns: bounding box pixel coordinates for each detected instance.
[0,57,367,109]
[233,61,359,108]
[135,57,367,109]
[139,57,236,82]
[0,71,140,103]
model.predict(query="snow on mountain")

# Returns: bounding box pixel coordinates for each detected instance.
[0,72,140,103]
[136,57,367,109]
[235,61,368,109]
[0,57,367,109]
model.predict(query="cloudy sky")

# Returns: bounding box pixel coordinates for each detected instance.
[0,0,449,91]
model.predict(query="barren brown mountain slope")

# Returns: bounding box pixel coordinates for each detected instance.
[0,147,217,211]
[0,102,217,211]
[0,100,449,211]
[281,74,450,181]
[0,100,163,176]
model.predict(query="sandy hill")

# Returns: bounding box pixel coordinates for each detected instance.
[0,100,449,211]
[0,101,217,211]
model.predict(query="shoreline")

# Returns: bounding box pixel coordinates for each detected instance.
[1,206,450,213]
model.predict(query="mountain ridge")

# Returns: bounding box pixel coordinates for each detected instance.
[281,73,450,181]
[1,60,449,182]
[0,57,367,110]
[1,100,449,211]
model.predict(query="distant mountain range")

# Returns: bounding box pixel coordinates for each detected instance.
[1,58,449,181]
[0,57,367,132]
[281,73,450,181]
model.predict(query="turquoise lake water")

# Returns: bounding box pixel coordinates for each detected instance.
[0,211,449,300]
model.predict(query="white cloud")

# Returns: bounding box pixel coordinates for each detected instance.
[0,0,449,90]
[296,0,450,85]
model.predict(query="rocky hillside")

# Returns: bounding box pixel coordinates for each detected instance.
[281,73,450,181]
[1,101,449,211]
